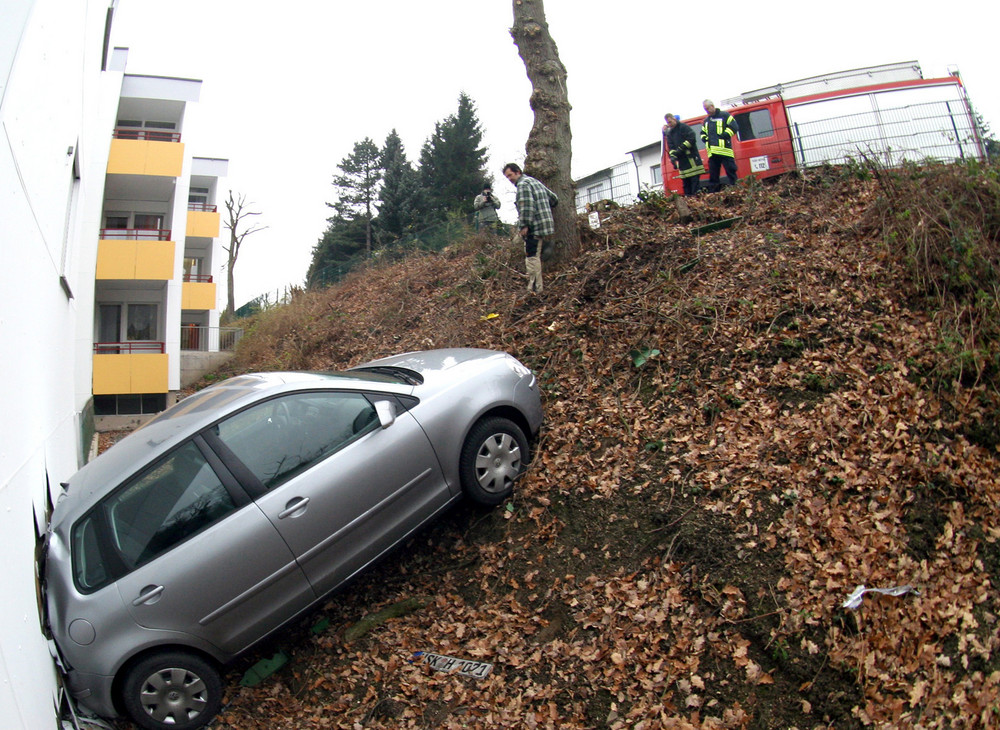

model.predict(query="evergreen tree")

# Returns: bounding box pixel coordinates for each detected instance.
[377,129,424,243]
[328,137,382,256]
[418,92,489,222]
[307,214,367,288]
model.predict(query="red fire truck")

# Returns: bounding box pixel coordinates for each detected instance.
[662,61,984,195]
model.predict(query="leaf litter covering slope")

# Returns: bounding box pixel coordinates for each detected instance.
[151,174,1000,728]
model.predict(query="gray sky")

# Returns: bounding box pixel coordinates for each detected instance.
[111,0,1000,307]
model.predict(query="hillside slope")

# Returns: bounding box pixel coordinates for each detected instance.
[196,169,999,729]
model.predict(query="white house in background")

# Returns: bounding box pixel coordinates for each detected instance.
[573,140,663,213]
[1,0,231,725]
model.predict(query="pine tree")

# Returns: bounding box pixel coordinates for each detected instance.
[307,214,367,288]
[418,93,489,223]
[377,129,424,243]
[328,137,382,256]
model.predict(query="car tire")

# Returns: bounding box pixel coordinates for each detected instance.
[459,417,528,506]
[121,650,222,730]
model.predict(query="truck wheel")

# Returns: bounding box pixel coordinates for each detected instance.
[121,650,222,730]
[459,417,528,506]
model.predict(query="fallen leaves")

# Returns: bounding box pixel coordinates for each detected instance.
[193,172,1000,729]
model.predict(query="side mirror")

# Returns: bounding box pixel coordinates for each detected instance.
[374,400,396,429]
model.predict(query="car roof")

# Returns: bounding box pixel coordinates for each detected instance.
[55,349,509,521]
[57,371,408,516]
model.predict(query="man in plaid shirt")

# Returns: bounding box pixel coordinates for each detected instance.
[503,162,559,294]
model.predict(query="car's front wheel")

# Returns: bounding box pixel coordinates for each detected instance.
[459,417,528,506]
[121,650,222,730]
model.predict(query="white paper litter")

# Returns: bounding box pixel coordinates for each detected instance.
[842,584,920,610]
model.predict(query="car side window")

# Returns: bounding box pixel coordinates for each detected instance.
[72,441,237,590]
[214,391,378,490]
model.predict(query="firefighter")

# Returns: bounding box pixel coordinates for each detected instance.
[700,99,739,192]
[663,113,705,196]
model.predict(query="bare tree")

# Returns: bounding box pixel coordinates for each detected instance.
[222,190,267,320]
[511,0,580,261]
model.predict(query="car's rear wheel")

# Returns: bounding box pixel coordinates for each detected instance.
[459,417,528,505]
[121,650,222,730]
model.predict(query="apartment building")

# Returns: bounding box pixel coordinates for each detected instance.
[93,69,230,428]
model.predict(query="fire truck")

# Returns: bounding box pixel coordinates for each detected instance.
[662,61,984,195]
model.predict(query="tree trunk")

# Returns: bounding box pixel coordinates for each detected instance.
[510,0,580,261]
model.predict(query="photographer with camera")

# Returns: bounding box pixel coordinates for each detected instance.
[474,182,502,233]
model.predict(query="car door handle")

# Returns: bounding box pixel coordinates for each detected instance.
[132,585,164,606]
[278,497,310,519]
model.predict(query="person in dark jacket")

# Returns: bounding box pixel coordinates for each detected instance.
[700,99,739,192]
[663,113,705,196]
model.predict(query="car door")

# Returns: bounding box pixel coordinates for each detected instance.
[111,439,316,655]
[209,390,450,597]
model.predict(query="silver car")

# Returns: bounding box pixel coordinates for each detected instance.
[44,349,542,730]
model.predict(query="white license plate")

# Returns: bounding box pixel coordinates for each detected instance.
[750,155,770,172]
[416,652,493,679]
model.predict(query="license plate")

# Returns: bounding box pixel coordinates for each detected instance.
[750,155,770,172]
[415,652,493,679]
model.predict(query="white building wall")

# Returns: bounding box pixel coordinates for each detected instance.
[0,0,121,726]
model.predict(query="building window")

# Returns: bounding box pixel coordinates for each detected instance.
[98,303,159,344]
[133,213,164,231]
[184,257,204,280]
[94,393,168,416]
[103,212,166,238]
[188,187,210,206]
[127,304,157,341]
[104,213,129,229]
[587,184,604,204]
[650,165,662,185]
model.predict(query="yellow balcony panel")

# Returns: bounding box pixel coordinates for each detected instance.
[186,210,221,238]
[96,239,137,279]
[145,140,184,177]
[182,281,217,310]
[92,353,169,395]
[107,138,184,177]
[134,240,175,280]
[93,354,132,395]
[97,240,174,280]
[107,138,146,174]
[130,354,169,393]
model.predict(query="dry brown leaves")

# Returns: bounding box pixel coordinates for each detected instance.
[187,171,1000,729]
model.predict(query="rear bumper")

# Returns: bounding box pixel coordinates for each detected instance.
[65,668,118,720]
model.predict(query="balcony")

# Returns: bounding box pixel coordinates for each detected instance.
[108,129,184,177]
[180,326,243,352]
[97,230,175,280]
[181,278,217,310]
[179,327,242,387]
[186,207,221,238]
[93,342,168,395]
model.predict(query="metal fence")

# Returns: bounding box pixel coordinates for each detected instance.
[180,326,243,352]
[307,215,478,290]
[575,161,636,213]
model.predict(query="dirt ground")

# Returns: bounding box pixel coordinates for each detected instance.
[103,170,1000,729]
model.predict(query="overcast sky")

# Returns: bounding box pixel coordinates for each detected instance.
[110,0,1000,307]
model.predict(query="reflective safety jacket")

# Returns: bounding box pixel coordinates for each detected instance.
[701,110,739,158]
[665,121,705,179]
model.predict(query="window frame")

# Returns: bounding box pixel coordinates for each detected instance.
[70,436,249,594]
[203,390,382,497]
